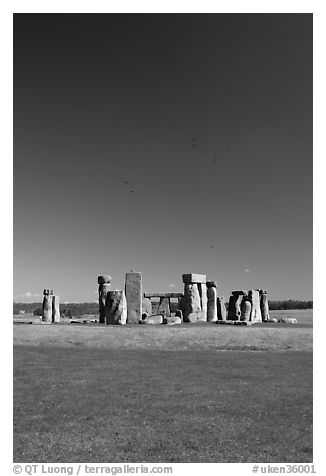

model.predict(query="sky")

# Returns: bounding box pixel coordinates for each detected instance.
[13,13,312,302]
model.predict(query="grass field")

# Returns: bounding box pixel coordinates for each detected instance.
[13,312,313,463]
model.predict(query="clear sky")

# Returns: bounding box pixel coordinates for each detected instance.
[13,13,312,302]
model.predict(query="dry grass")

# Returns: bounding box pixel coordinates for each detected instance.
[13,323,312,351]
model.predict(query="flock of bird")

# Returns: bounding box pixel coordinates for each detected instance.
[121,138,248,198]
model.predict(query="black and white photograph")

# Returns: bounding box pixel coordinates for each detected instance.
[9,5,317,471]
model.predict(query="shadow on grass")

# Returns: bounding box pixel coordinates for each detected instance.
[14,347,312,463]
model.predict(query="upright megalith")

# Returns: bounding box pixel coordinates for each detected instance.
[182,273,207,322]
[259,290,270,321]
[98,275,111,324]
[240,298,251,321]
[158,297,171,317]
[105,290,127,325]
[125,271,142,324]
[42,289,53,323]
[227,293,243,321]
[248,290,262,322]
[216,296,227,320]
[206,281,217,322]
[142,297,152,318]
[52,295,60,323]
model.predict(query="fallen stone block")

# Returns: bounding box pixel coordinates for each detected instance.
[216,320,234,325]
[279,317,297,324]
[233,321,253,326]
[141,314,163,325]
[163,316,182,325]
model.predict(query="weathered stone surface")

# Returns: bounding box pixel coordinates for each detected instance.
[216,296,227,320]
[259,289,268,295]
[216,320,234,325]
[206,280,217,288]
[99,282,111,324]
[207,286,218,322]
[240,299,251,321]
[183,283,202,321]
[125,272,142,324]
[260,293,270,321]
[184,312,205,323]
[279,317,297,324]
[98,275,112,285]
[43,289,53,296]
[234,321,253,326]
[42,294,53,323]
[198,283,207,321]
[270,317,278,323]
[158,297,171,317]
[232,290,248,296]
[163,316,182,325]
[105,290,127,325]
[141,315,163,325]
[248,290,262,322]
[227,294,243,321]
[182,273,206,284]
[52,295,60,323]
[144,292,183,298]
[142,297,152,317]
[175,309,183,319]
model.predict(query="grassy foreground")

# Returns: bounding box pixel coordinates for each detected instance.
[14,342,312,463]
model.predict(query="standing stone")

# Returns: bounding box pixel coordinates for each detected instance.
[98,282,111,324]
[228,293,243,321]
[198,283,207,321]
[142,297,152,318]
[248,290,262,322]
[125,272,142,324]
[52,295,60,323]
[240,298,251,321]
[260,292,270,321]
[158,297,171,317]
[42,289,53,323]
[207,283,217,322]
[183,283,202,322]
[217,296,227,320]
[105,290,127,325]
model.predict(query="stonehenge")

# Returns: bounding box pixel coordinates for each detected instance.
[216,296,227,320]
